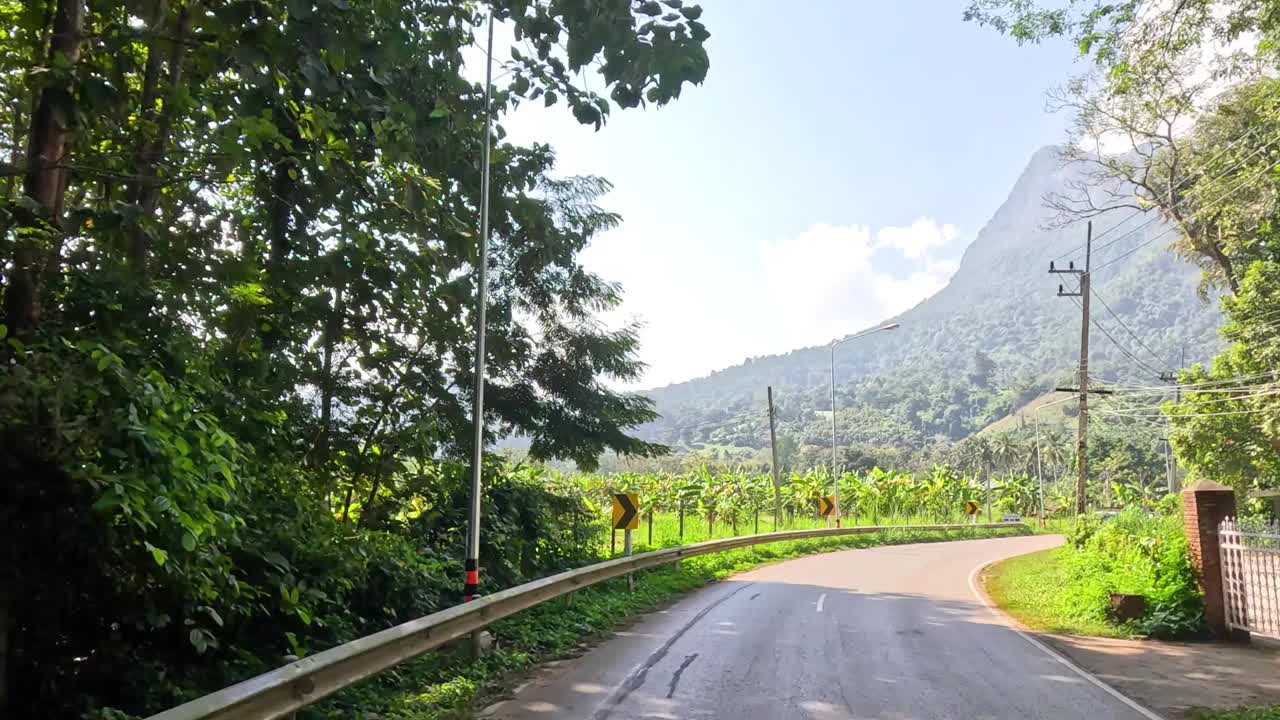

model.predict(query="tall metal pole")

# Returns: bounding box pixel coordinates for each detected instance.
[767,386,782,528]
[464,14,495,604]
[1076,223,1092,515]
[1034,415,1045,527]
[829,344,839,528]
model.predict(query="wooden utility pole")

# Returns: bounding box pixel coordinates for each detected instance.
[767,386,782,527]
[1050,221,1092,515]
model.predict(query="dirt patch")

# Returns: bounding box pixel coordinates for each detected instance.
[1038,633,1280,719]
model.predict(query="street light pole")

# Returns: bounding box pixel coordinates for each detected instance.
[1034,414,1045,528]
[464,14,496,604]
[829,323,899,527]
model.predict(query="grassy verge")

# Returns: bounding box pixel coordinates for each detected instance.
[1191,707,1280,720]
[982,546,1130,638]
[312,524,1029,719]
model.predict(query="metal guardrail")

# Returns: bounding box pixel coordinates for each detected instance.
[146,522,1025,720]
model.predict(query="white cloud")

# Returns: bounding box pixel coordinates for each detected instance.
[753,219,962,359]
[874,217,958,260]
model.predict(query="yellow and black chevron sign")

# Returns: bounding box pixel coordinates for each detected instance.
[818,496,835,517]
[612,493,639,530]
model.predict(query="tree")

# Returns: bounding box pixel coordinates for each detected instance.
[1168,261,1280,497]
[0,1,712,714]
[965,0,1275,295]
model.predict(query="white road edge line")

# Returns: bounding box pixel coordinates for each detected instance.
[967,561,1166,720]
[816,593,826,613]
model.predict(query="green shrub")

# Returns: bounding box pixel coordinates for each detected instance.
[1060,508,1204,638]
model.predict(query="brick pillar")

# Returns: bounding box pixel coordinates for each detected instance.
[1182,480,1247,642]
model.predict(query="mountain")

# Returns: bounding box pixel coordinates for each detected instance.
[634,146,1224,455]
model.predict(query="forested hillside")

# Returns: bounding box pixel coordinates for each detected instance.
[637,146,1223,453]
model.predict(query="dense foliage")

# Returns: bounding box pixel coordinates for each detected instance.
[0,0,710,716]
[1061,504,1205,639]
[559,459,1169,533]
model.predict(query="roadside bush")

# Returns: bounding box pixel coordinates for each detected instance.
[1061,508,1204,638]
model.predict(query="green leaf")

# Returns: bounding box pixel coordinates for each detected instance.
[146,543,168,567]
[181,531,197,552]
[203,606,224,627]
[92,492,122,512]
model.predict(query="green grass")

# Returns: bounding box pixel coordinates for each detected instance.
[1191,707,1280,720]
[983,546,1129,638]
[314,524,1029,720]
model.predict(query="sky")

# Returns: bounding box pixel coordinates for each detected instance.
[478,0,1082,389]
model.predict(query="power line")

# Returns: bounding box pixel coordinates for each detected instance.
[1091,155,1280,273]
[1096,406,1280,419]
[1087,132,1280,263]
[1049,127,1280,265]
[1089,286,1174,371]
[1049,124,1259,260]
[1066,291,1165,378]
[1097,371,1280,394]
[1098,387,1280,413]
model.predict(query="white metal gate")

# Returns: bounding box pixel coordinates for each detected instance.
[1219,517,1280,639]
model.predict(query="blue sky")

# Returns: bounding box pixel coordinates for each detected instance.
[484,0,1082,388]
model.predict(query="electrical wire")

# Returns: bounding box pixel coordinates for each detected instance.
[1051,124,1262,262]
[1095,374,1280,395]
[1098,388,1280,413]
[1066,291,1166,378]
[1091,155,1280,273]
[1086,132,1280,265]
[1053,125,1272,263]
[1089,286,1174,370]
[1095,406,1280,419]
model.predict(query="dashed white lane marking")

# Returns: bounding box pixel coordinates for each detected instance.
[816,593,826,613]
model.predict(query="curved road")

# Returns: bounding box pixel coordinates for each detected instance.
[481,534,1158,720]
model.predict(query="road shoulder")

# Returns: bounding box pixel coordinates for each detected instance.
[977,553,1280,719]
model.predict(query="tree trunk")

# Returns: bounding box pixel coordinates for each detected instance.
[357,471,383,527]
[127,0,197,275]
[307,281,344,484]
[5,0,85,336]
[339,484,355,523]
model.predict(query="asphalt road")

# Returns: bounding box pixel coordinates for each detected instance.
[480,534,1160,720]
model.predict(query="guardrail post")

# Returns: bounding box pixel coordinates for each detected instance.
[624,528,634,592]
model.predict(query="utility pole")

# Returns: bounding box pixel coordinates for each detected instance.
[767,386,782,528]
[1050,221,1091,515]
[1158,347,1185,492]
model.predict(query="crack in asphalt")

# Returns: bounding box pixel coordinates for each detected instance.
[665,653,699,698]
[592,583,751,719]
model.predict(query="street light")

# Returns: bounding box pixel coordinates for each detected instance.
[465,14,496,605]
[830,322,899,527]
